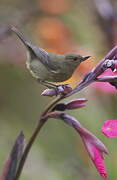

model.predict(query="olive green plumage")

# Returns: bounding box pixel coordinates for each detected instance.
[11,26,90,87]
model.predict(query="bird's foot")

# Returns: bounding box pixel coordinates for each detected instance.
[41,83,73,97]
[39,80,58,89]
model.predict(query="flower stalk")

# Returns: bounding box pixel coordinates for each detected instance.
[15,95,63,180]
[2,45,117,180]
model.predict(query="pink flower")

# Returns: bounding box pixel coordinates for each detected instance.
[102,120,117,138]
[74,125,108,179]
[81,134,107,179]
[93,69,117,93]
[57,114,108,179]
[46,112,108,179]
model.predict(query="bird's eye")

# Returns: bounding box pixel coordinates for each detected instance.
[73,57,78,61]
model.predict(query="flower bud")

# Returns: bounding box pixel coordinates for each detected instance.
[52,98,87,111]
[41,84,72,97]
[0,132,25,180]
[41,88,57,97]
[66,98,87,109]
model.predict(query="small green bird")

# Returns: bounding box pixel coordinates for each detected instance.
[11,26,90,88]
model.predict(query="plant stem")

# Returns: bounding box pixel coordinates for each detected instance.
[15,96,63,180]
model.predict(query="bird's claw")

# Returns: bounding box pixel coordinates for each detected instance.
[41,84,72,97]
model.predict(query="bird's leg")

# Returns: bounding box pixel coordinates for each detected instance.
[39,80,72,96]
[38,80,58,89]
[38,80,69,96]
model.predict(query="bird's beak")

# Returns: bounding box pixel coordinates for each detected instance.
[82,56,91,61]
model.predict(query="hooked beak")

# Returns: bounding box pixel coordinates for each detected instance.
[82,56,91,61]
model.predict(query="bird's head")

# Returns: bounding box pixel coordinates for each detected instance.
[56,53,91,81]
[64,53,91,69]
[65,53,91,63]
[57,53,90,74]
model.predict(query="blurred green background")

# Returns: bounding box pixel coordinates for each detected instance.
[0,0,117,179]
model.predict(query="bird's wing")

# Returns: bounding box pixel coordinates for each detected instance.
[30,45,59,73]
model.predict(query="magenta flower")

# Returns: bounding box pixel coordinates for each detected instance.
[47,112,108,179]
[92,69,117,93]
[73,124,108,179]
[102,120,117,138]
[81,134,107,179]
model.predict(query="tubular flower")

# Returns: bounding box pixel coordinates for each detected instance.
[46,112,108,179]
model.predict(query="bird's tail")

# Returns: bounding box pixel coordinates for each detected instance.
[10,26,31,48]
[10,26,37,59]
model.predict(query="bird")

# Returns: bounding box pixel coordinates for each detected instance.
[11,26,91,89]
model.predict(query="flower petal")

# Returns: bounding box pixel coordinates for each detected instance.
[82,137,107,179]
[102,120,117,138]
[92,145,107,179]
